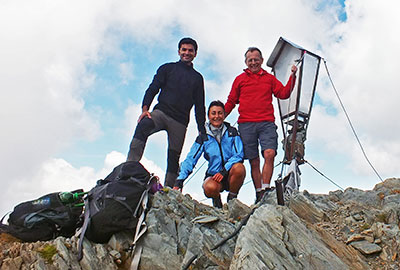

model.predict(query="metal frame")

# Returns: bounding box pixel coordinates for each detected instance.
[268,37,321,164]
[267,37,321,205]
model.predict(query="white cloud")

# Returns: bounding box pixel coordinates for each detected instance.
[0,150,164,216]
[0,1,112,200]
[311,0,400,181]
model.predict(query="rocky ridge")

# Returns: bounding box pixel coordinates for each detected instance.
[1,178,400,269]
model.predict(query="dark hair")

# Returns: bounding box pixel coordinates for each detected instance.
[178,37,198,52]
[245,47,263,59]
[208,100,225,115]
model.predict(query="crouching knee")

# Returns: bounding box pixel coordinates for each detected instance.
[231,163,246,178]
[203,178,221,198]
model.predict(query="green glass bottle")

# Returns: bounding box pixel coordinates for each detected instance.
[59,191,86,204]
[59,192,75,204]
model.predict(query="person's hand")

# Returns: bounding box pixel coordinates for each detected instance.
[212,173,224,183]
[138,110,151,123]
[291,65,298,74]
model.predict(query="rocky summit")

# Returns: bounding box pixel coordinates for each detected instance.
[1,178,400,270]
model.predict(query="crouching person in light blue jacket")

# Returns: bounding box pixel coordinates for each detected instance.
[173,100,246,208]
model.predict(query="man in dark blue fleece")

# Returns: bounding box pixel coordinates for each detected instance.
[127,37,206,187]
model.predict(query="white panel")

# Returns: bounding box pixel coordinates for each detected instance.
[274,44,302,118]
[298,54,319,115]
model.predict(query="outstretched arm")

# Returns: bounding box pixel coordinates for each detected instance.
[173,135,206,191]
[225,77,241,118]
[273,64,298,99]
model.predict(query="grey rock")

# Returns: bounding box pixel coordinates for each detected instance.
[79,238,111,270]
[373,178,400,194]
[230,204,351,270]
[382,193,400,206]
[192,215,219,224]
[288,192,327,223]
[344,215,357,225]
[140,190,237,270]
[108,231,134,252]
[140,232,182,270]
[352,213,364,221]
[380,205,399,224]
[182,225,203,268]
[328,190,344,202]
[109,250,121,259]
[53,253,70,270]
[346,234,365,244]
[350,240,382,255]
[379,246,390,261]
[176,218,192,251]
[93,244,117,270]
[32,259,48,270]
[54,237,81,270]
[371,222,400,241]
[306,191,340,212]
[225,198,251,221]
[341,188,381,207]
[2,178,400,270]
[2,258,22,270]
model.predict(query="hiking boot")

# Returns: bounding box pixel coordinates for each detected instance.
[227,192,237,203]
[255,190,265,204]
[212,195,223,208]
[255,188,273,203]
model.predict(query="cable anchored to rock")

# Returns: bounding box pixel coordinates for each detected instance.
[323,59,383,182]
[304,160,344,191]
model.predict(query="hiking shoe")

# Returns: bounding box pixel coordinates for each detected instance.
[227,192,237,203]
[255,188,273,203]
[212,195,223,208]
[255,190,265,204]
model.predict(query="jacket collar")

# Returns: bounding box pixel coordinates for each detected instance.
[178,60,194,68]
[205,122,228,137]
[244,68,268,76]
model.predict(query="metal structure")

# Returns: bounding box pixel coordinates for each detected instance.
[266,37,321,205]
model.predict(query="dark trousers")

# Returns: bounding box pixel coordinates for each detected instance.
[127,109,187,187]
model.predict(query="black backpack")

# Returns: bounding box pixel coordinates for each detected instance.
[0,190,84,242]
[78,161,158,259]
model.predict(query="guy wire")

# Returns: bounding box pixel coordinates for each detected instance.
[322,59,383,182]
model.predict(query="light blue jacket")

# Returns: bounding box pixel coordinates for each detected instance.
[178,122,244,181]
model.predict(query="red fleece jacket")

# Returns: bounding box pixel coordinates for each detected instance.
[225,68,296,123]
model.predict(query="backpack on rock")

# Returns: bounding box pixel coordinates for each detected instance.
[0,190,84,242]
[78,161,161,260]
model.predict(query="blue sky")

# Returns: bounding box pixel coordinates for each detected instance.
[1,0,400,214]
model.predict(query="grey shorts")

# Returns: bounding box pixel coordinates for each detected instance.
[238,121,278,160]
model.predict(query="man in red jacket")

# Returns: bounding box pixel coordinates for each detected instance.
[225,47,297,203]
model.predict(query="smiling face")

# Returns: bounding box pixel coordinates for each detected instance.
[208,105,225,128]
[245,50,263,73]
[178,43,197,64]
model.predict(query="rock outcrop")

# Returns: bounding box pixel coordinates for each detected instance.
[1,178,400,269]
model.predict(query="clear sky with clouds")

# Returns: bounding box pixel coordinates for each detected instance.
[1,0,399,215]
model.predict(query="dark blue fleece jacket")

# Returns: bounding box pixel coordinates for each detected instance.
[142,60,206,134]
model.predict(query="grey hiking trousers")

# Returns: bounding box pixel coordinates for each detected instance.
[127,109,187,187]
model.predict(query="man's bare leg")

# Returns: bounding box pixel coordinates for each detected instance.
[262,149,276,188]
